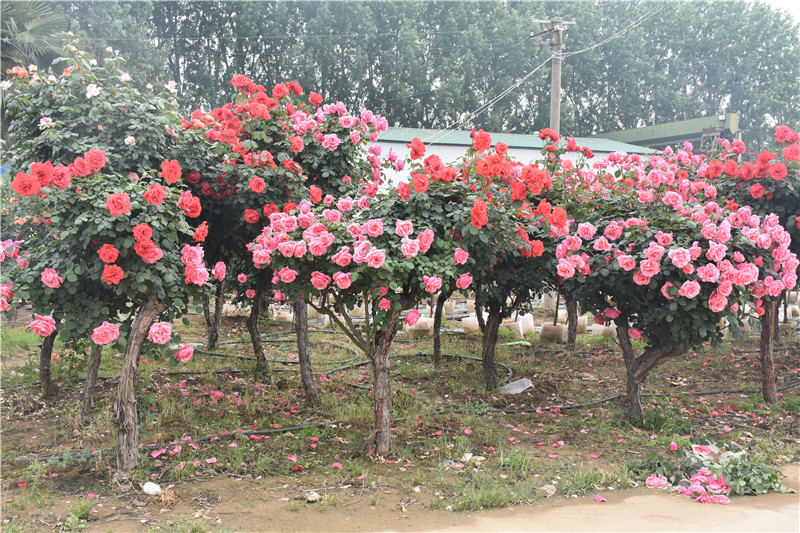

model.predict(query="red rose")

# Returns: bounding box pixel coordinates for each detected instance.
[530,239,544,257]
[142,183,165,205]
[290,135,305,153]
[30,161,54,188]
[396,182,411,201]
[101,264,124,285]
[244,209,260,223]
[722,159,738,177]
[407,137,426,160]
[97,244,119,263]
[134,239,157,258]
[160,159,182,184]
[768,162,787,181]
[749,183,765,199]
[84,149,107,173]
[272,83,289,99]
[51,164,71,189]
[283,201,296,214]
[309,185,322,203]
[105,192,131,216]
[193,221,209,242]
[549,207,568,228]
[471,198,489,229]
[411,173,429,193]
[70,156,92,177]
[472,129,491,152]
[739,162,755,181]
[10,172,41,197]
[706,159,723,179]
[782,143,800,162]
[184,197,201,218]
[248,176,266,193]
[185,170,202,184]
[263,203,279,217]
[132,223,153,242]
[510,181,527,202]
[309,92,323,106]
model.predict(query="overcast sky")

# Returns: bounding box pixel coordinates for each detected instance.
[761,0,800,25]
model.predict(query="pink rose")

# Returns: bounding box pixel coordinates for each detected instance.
[363,219,384,237]
[246,289,256,299]
[639,259,661,277]
[337,197,354,212]
[212,261,227,281]
[454,248,469,265]
[645,474,669,489]
[577,222,596,240]
[644,243,665,262]
[277,267,298,283]
[333,272,352,289]
[405,309,420,326]
[697,264,720,283]
[401,238,420,258]
[365,248,386,268]
[628,328,643,340]
[708,291,728,312]
[603,222,623,240]
[41,268,63,288]
[322,209,341,223]
[604,308,620,319]
[346,223,363,239]
[148,322,172,345]
[321,133,341,151]
[616,255,637,271]
[91,321,119,345]
[30,314,56,337]
[331,247,353,267]
[311,271,331,290]
[180,244,204,266]
[592,237,612,252]
[655,232,673,246]
[557,258,576,278]
[678,280,701,299]
[238,273,247,283]
[307,238,328,257]
[395,219,414,237]
[175,345,194,363]
[418,229,434,252]
[632,271,651,286]
[378,298,391,311]
[184,264,209,286]
[423,275,442,293]
[455,273,473,290]
[668,248,692,269]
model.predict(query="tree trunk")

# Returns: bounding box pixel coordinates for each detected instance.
[247,269,271,380]
[80,343,103,425]
[481,307,501,391]
[203,280,225,349]
[294,298,319,406]
[565,294,578,349]
[369,320,399,456]
[760,299,778,404]
[432,291,449,367]
[112,294,166,487]
[615,318,685,420]
[39,331,57,400]
[553,292,560,326]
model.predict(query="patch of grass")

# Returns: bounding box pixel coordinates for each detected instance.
[368,495,379,506]
[453,472,521,511]
[558,466,603,496]
[498,447,537,479]
[316,493,339,512]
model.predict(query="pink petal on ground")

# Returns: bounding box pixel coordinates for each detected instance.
[332,462,343,469]
[88,493,98,498]
[287,455,298,462]
[206,457,217,464]
[548,454,558,459]
[229,442,237,448]
[590,454,600,459]
[595,495,607,502]
[464,428,473,435]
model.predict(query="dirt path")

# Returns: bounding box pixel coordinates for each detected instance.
[41,463,794,532]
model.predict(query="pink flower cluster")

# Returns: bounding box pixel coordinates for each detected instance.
[181,244,208,286]
[679,467,731,504]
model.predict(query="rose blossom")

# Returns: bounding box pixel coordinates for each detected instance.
[212,261,227,281]
[576,222,597,240]
[454,248,469,265]
[616,254,637,271]
[455,273,473,290]
[405,309,420,326]
[175,345,194,363]
[92,321,119,345]
[105,192,131,216]
[668,248,692,269]
[311,271,331,290]
[678,280,701,299]
[277,267,298,283]
[332,272,352,289]
[29,314,57,337]
[401,238,420,258]
[365,248,386,268]
[418,229,435,252]
[423,275,442,293]
[378,298,391,311]
[332,247,353,267]
[395,219,414,237]
[41,268,63,288]
[363,219,384,237]
[148,322,172,345]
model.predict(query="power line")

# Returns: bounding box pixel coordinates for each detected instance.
[422,55,554,146]
[564,1,670,58]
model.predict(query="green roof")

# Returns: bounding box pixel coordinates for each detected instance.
[378,127,654,154]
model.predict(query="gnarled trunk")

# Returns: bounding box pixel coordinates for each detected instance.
[80,343,103,425]
[760,299,778,404]
[247,269,271,380]
[113,294,166,486]
[368,318,400,456]
[565,294,578,349]
[432,291,450,367]
[39,331,57,400]
[294,298,319,406]
[481,306,501,391]
[203,280,225,349]
[615,318,685,419]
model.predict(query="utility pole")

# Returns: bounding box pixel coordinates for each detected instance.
[531,17,576,135]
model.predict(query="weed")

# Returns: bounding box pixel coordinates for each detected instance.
[558,466,603,496]
[368,495,379,506]
[453,472,519,511]
[498,447,537,479]
[288,501,300,512]
[317,493,339,512]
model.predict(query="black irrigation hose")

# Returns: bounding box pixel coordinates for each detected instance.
[424,393,625,417]
[641,379,800,398]
[9,422,329,464]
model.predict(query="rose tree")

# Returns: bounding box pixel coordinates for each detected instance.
[251,184,470,455]
[4,152,206,485]
[556,149,797,418]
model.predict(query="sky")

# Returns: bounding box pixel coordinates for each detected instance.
[762,0,800,24]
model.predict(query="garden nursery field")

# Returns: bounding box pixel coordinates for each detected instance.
[1,302,799,532]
